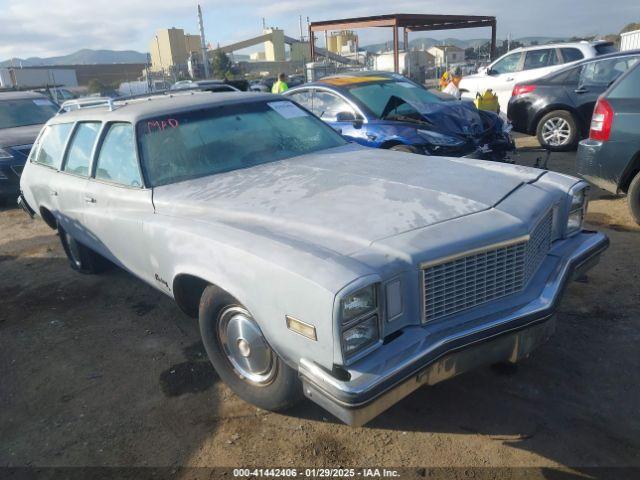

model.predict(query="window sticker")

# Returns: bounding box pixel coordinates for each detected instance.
[33,99,55,106]
[267,101,308,119]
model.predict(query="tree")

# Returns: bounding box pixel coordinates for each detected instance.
[211,50,232,79]
[87,79,107,95]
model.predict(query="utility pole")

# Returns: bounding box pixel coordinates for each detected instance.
[299,15,304,41]
[197,4,210,79]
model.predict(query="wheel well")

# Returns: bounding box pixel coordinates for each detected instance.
[619,152,640,193]
[172,274,212,318]
[532,107,583,136]
[39,207,57,230]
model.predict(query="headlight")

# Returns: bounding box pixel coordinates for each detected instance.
[417,129,465,147]
[566,184,588,237]
[340,284,377,323]
[0,147,14,159]
[342,315,379,356]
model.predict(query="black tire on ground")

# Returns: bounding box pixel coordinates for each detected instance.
[58,226,109,274]
[389,144,420,154]
[627,172,640,225]
[198,286,303,412]
[536,110,579,151]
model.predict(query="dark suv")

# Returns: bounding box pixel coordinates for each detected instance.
[0,91,58,204]
[508,50,640,151]
[576,62,640,223]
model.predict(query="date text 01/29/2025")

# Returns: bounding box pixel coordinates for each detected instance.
[232,468,401,477]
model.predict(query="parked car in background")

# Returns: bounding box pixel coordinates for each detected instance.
[170,79,240,92]
[284,72,514,161]
[0,91,57,204]
[35,87,77,103]
[19,91,607,425]
[508,50,640,150]
[460,41,617,113]
[576,62,640,223]
[249,77,275,93]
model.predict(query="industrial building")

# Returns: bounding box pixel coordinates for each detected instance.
[373,50,435,81]
[427,44,466,67]
[149,27,203,76]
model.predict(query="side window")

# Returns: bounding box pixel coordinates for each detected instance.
[34,123,73,169]
[287,90,313,111]
[580,57,639,87]
[95,123,142,187]
[312,91,354,121]
[523,49,558,70]
[63,122,101,177]
[561,48,584,63]
[490,53,522,74]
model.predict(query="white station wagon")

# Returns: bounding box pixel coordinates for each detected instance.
[19,92,608,426]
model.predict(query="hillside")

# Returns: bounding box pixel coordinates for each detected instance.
[0,49,148,67]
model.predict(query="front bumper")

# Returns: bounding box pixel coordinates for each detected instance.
[299,230,609,426]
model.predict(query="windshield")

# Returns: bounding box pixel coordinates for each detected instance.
[346,81,442,119]
[0,98,58,129]
[137,100,347,187]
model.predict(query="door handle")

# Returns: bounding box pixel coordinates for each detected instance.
[366,133,377,140]
[84,195,96,204]
[574,87,588,94]
[50,190,58,197]
[506,77,514,81]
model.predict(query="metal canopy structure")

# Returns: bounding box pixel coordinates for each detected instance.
[309,13,497,73]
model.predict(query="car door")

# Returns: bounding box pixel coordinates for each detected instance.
[573,56,640,130]
[56,121,102,248]
[311,90,368,144]
[483,51,523,112]
[82,122,154,280]
[25,122,74,221]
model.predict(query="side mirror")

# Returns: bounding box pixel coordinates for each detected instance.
[335,111,357,122]
[478,66,488,75]
[486,68,498,76]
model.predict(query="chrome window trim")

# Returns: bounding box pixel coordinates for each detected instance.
[287,86,368,124]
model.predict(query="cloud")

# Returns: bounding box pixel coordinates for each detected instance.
[0,0,638,60]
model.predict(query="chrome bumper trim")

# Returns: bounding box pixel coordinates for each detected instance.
[299,231,609,426]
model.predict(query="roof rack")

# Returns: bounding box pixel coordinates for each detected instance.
[58,97,115,114]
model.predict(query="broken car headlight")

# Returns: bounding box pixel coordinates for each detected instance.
[566,183,589,237]
[417,129,465,147]
[340,284,377,324]
[342,314,379,357]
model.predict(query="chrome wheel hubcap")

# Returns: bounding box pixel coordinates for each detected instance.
[66,233,82,268]
[217,306,276,386]
[542,117,571,146]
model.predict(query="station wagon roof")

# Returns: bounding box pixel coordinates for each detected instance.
[48,91,277,125]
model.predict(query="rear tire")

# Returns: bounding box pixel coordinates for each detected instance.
[59,227,108,274]
[536,110,578,151]
[627,172,640,225]
[198,286,303,412]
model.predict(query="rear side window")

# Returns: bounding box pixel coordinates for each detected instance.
[580,57,639,87]
[560,48,584,63]
[523,49,559,70]
[34,123,73,169]
[95,123,142,187]
[312,91,355,120]
[63,122,101,177]
[595,43,617,55]
[608,65,640,99]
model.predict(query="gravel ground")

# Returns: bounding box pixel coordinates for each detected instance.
[1,139,639,477]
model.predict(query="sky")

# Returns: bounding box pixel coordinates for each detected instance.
[0,0,638,60]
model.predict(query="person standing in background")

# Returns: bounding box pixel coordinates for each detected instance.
[271,73,289,94]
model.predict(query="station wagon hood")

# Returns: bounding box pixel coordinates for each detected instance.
[152,145,544,256]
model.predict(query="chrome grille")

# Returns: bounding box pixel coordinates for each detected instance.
[423,210,553,322]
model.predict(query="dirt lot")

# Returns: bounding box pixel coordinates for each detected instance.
[1,139,639,477]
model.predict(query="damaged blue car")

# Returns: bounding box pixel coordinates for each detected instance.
[284,72,515,161]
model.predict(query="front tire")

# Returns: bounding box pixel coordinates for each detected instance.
[536,110,578,151]
[59,227,108,274]
[198,286,303,411]
[627,172,640,225]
